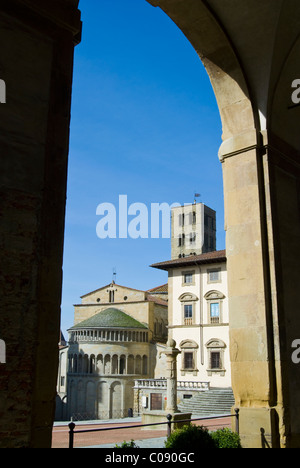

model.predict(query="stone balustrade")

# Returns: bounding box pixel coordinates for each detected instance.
[134,379,210,391]
[69,328,149,344]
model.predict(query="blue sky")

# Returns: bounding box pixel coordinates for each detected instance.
[61,0,224,336]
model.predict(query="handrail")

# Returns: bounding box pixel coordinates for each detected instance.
[68,409,239,449]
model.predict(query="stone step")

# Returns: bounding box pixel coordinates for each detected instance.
[178,388,235,416]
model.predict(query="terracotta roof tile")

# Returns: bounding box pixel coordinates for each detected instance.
[146,295,168,306]
[151,250,226,271]
[147,284,168,293]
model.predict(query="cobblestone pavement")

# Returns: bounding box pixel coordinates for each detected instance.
[52,416,232,449]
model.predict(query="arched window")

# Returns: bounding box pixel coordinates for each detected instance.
[142,355,148,375]
[68,354,73,372]
[204,291,226,324]
[179,340,199,376]
[112,355,118,374]
[135,355,142,375]
[83,355,89,374]
[89,355,95,374]
[179,293,199,326]
[104,355,111,375]
[206,339,227,376]
[127,355,134,375]
[78,354,83,373]
[73,354,78,373]
[120,355,126,375]
[96,354,103,375]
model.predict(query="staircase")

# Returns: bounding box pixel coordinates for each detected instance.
[178,388,235,417]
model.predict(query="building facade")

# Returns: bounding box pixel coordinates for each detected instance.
[151,250,231,389]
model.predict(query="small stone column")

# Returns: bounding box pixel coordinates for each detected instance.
[141,338,191,431]
[164,339,181,413]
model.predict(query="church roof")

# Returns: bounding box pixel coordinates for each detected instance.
[80,283,145,299]
[147,284,168,293]
[70,308,147,330]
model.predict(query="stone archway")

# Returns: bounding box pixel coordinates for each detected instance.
[110,381,122,418]
[1,0,300,449]
[146,0,300,448]
[148,0,256,142]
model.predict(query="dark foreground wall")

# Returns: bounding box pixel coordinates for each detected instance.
[0,0,81,448]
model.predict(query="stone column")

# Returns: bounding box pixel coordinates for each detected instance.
[0,0,81,448]
[164,339,181,413]
[108,383,112,420]
[220,130,300,448]
[220,133,276,447]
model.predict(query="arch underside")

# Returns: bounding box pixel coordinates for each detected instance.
[147,0,300,155]
[147,0,300,448]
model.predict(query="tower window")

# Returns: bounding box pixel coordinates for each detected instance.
[179,213,185,226]
[178,234,185,247]
[190,233,196,245]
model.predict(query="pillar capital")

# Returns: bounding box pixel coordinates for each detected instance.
[218,130,260,162]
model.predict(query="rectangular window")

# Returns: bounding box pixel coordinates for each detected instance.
[211,352,221,369]
[184,352,194,369]
[210,303,220,324]
[184,304,193,318]
[184,273,193,284]
[179,213,185,226]
[208,269,221,282]
[184,304,193,325]
[190,233,196,245]
[188,212,196,225]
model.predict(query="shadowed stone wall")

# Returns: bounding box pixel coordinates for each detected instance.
[1,0,300,448]
[0,0,81,448]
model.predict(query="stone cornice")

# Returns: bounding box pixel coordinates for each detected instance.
[218,129,259,162]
